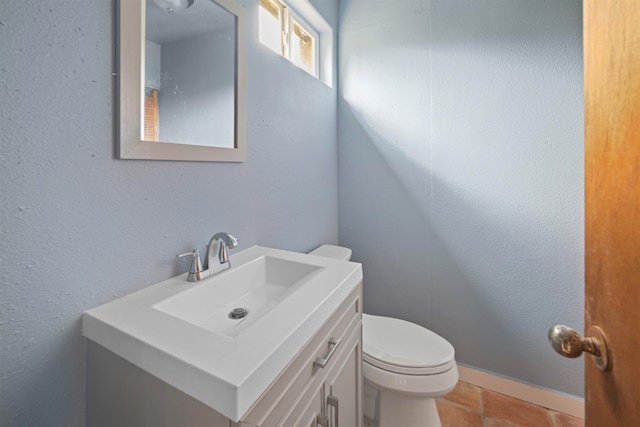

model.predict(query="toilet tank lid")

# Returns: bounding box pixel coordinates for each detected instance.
[308,245,352,261]
[363,314,455,369]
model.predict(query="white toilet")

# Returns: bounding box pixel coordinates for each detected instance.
[309,245,459,427]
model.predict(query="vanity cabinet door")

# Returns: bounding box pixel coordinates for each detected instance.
[322,323,362,427]
[277,321,362,427]
[239,284,362,427]
[276,386,324,427]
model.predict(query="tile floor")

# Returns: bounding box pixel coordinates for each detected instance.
[437,381,584,427]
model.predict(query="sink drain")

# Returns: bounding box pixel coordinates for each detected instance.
[229,307,248,319]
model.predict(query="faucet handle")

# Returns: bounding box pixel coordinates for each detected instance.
[219,244,229,264]
[219,234,237,263]
[177,249,207,282]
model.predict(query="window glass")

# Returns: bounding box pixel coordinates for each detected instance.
[291,20,316,75]
[259,0,282,55]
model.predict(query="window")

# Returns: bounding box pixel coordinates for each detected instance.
[259,0,319,78]
[144,88,159,141]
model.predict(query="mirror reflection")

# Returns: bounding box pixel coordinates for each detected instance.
[144,0,236,148]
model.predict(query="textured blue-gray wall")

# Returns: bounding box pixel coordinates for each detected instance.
[0,0,338,425]
[338,0,584,397]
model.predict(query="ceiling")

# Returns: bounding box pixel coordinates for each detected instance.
[145,0,235,45]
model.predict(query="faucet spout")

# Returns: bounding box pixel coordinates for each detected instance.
[205,232,238,275]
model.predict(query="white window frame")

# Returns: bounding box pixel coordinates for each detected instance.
[259,0,320,78]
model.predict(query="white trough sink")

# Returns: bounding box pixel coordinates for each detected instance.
[82,246,362,421]
[154,256,322,337]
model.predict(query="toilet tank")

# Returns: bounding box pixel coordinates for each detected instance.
[308,245,352,261]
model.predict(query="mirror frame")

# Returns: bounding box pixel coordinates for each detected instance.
[117,0,247,162]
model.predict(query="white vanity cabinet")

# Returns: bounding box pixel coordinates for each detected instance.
[86,283,362,427]
[239,284,362,427]
[276,325,361,427]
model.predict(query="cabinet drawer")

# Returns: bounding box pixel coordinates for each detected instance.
[240,282,362,426]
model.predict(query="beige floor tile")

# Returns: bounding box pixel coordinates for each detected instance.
[485,419,518,427]
[550,411,585,427]
[437,399,484,427]
[441,381,483,414]
[482,390,553,427]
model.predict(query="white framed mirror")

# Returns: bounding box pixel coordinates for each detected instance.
[117,0,247,162]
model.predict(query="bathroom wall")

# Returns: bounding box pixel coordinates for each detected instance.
[338,0,584,397]
[0,0,338,425]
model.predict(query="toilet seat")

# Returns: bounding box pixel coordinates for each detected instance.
[363,314,455,375]
[363,359,459,397]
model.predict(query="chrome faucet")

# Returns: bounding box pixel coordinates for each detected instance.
[205,232,238,276]
[177,232,238,282]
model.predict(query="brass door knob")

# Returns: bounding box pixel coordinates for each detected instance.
[548,325,609,371]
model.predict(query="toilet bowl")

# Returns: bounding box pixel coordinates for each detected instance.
[309,245,459,427]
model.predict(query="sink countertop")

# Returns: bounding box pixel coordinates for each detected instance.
[82,246,363,421]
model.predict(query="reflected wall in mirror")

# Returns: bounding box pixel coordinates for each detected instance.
[145,0,235,147]
[118,0,247,161]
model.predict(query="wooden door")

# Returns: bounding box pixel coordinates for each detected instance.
[584,0,640,425]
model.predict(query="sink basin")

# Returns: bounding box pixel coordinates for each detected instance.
[82,246,362,421]
[153,256,322,337]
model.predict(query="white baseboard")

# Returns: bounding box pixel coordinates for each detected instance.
[457,365,585,419]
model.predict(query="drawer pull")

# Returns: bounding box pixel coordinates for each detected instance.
[313,337,341,368]
[327,394,339,427]
[316,414,329,427]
